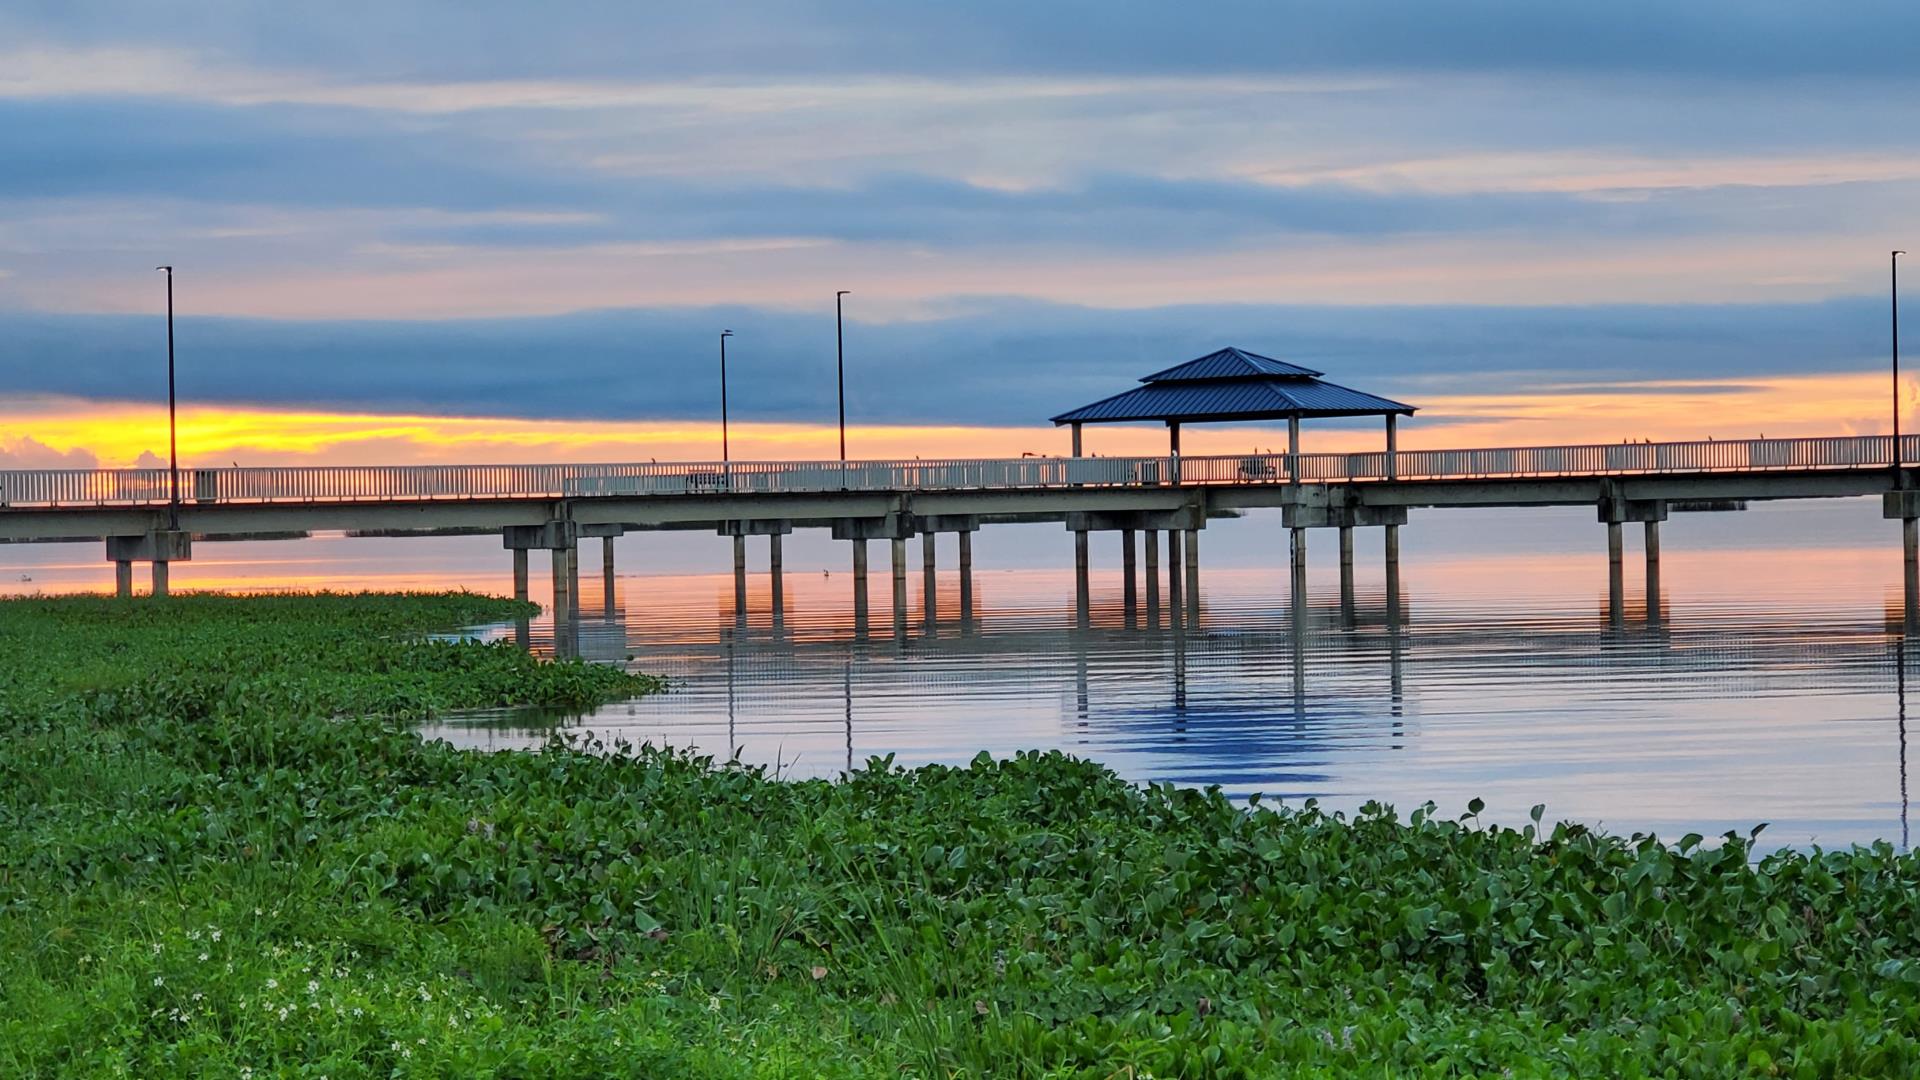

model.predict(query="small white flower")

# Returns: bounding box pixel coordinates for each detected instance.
[152,976,164,987]
[198,953,209,963]
[210,929,222,942]
[265,978,278,990]
[307,980,319,994]
[187,929,201,941]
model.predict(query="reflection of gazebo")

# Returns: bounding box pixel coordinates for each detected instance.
[1050,346,1416,471]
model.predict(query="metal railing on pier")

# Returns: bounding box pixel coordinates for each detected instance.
[1,434,1911,509]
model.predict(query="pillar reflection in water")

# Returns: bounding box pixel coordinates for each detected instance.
[1900,635,1911,851]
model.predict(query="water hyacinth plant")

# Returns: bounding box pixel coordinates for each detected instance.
[2,592,1919,1076]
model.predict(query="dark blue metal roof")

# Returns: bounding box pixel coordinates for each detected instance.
[1051,345,1415,425]
[1143,347,1323,382]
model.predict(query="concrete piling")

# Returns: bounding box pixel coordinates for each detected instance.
[891,537,909,636]
[1338,526,1355,625]
[151,560,169,598]
[958,530,974,626]
[733,535,748,624]
[1121,528,1138,623]
[1183,528,1200,622]
[1167,529,1184,621]
[1607,520,1625,627]
[602,536,616,612]
[1073,530,1091,627]
[1644,520,1661,624]
[512,547,529,603]
[1896,515,1912,630]
[551,546,573,657]
[851,539,870,630]
[1384,523,1402,626]
[922,530,938,626]
[114,560,133,599]
[769,533,784,626]
[1144,529,1161,625]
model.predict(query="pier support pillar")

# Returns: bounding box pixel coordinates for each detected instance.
[106,530,191,600]
[769,533,785,625]
[1183,528,1200,621]
[958,530,974,626]
[1337,526,1355,624]
[1121,528,1138,621]
[512,547,529,603]
[1144,529,1161,624]
[551,546,574,655]
[1167,529,1185,620]
[1073,530,1091,627]
[891,537,909,636]
[851,540,870,630]
[1883,493,1920,630]
[1644,520,1662,624]
[922,530,938,625]
[1384,523,1402,625]
[1907,518,1919,630]
[733,535,748,623]
[1606,521,1625,627]
[1289,526,1307,602]
[602,536,616,609]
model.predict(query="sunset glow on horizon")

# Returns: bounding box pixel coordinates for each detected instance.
[3,369,1912,470]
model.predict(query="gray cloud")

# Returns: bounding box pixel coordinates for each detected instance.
[7,2,1919,82]
[0,297,1887,426]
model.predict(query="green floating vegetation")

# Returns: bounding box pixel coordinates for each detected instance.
[3,593,1919,1077]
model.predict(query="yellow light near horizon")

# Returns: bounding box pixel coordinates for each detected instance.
[0,370,1909,469]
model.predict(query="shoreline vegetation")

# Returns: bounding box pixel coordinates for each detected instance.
[3,594,1919,1076]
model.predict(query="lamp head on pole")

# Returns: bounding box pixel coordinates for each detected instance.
[721,329,733,340]
[837,290,850,298]
[156,265,172,274]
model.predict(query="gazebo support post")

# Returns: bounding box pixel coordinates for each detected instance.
[1288,416,1301,485]
[1386,414,1399,480]
[1071,422,1083,457]
[1168,421,1181,483]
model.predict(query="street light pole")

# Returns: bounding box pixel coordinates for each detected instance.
[835,290,850,462]
[156,265,178,527]
[719,330,734,473]
[1898,251,1907,473]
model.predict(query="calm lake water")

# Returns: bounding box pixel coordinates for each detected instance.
[5,497,1914,849]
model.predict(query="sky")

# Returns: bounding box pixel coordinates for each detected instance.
[1,1,1917,467]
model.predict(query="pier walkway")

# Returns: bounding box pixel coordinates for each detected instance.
[5,432,1920,650]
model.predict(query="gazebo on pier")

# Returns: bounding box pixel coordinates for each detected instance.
[1049,346,1416,474]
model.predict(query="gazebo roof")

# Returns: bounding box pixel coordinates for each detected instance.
[1051,346,1415,425]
